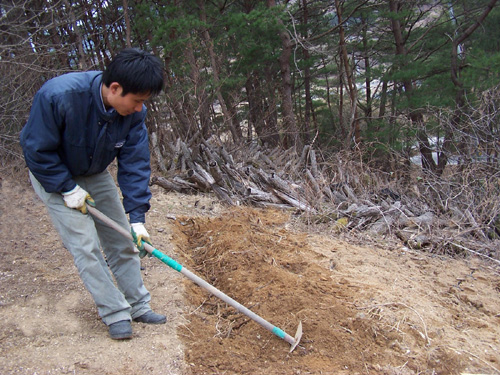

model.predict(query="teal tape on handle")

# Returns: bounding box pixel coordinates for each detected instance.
[272,326,286,339]
[152,249,183,272]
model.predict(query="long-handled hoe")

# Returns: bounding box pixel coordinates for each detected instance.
[87,205,303,352]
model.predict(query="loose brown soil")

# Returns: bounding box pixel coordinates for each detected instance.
[1,171,500,374]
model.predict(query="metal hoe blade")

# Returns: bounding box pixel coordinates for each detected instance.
[290,321,303,352]
[87,205,304,352]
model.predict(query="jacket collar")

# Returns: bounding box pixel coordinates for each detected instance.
[91,72,117,122]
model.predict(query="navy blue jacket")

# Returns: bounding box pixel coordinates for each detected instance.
[20,71,152,223]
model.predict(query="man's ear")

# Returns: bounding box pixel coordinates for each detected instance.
[109,82,122,95]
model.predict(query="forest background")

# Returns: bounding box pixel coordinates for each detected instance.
[1,0,500,261]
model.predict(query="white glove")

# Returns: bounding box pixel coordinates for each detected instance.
[62,185,94,214]
[131,223,152,258]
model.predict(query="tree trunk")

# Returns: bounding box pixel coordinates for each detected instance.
[389,0,435,173]
[246,75,280,147]
[335,0,360,148]
[361,14,372,121]
[185,40,212,139]
[199,0,242,144]
[267,0,301,150]
[301,0,313,144]
[378,78,388,119]
[62,0,88,69]
[338,56,346,140]
[122,0,132,48]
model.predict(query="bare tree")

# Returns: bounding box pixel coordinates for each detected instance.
[267,0,302,150]
[438,0,499,174]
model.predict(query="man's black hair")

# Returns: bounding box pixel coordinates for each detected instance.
[102,48,164,96]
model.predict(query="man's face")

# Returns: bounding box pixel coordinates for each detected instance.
[107,83,151,116]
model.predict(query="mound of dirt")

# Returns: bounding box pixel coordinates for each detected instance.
[1,172,500,375]
[172,208,500,374]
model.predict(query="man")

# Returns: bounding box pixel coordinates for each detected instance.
[20,48,165,340]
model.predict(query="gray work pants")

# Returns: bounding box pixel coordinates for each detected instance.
[30,170,151,325]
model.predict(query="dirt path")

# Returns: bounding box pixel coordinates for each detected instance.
[1,175,188,375]
[1,172,500,374]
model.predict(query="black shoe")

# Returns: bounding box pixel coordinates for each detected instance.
[108,320,133,340]
[133,311,166,324]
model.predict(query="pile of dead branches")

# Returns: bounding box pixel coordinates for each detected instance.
[150,136,500,264]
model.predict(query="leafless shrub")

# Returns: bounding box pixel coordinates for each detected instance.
[0,1,75,174]
[420,86,500,232]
